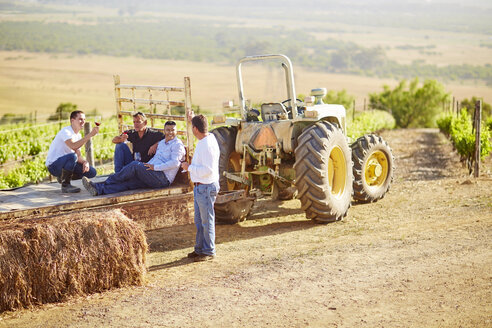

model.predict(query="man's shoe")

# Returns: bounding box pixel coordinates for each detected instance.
[193,254,215,262]
[187,251,201,258]
[60,168,80,193]
[61,184,81,193]
[82,177,98,196]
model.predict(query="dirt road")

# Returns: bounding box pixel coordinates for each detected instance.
[1,128,491,327]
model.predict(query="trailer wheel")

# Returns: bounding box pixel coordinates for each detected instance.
[351,134,394,203]
[294,121,353,223]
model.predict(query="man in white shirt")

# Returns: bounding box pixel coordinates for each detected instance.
[45,110,99,193]
[181,114,220,262]
[82,121,185,196]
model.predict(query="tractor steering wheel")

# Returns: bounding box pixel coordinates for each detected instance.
[281,98,303,118]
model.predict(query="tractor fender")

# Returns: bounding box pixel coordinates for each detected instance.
[299,104,347,134]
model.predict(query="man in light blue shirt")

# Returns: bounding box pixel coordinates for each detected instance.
[82,121,185,196]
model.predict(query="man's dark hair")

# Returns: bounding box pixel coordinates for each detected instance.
[133,111,147,119]
[70,110,84,120]
[164,121,176,127]
[191,115,207,133]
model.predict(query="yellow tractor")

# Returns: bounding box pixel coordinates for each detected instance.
[212,54,394,224]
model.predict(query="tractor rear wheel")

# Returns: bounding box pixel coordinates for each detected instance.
[211,126,241,191]
[211,126,254,224]
[351,134,394,203]
[294,121,353,223]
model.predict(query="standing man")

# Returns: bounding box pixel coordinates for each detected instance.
[112,112,164,172]
[45,110,99,193]
[181,114,220,262]
[82,121,185,196]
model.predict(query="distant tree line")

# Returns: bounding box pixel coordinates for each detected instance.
[9,0,492,34]
[1,20,491,84]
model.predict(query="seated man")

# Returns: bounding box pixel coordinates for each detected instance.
[45,110,99,193]
[112,111,164,172]
[82,121,185,196]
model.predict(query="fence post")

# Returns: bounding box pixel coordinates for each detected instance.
[363,98,366,111]
[114,75,123,134]
[184,77,193,162]
[473,100,481,178]
[84,122,95,168]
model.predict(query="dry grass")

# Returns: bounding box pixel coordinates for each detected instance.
[312,23,492,66]
[1,51,491,120]
[0,209,147,313]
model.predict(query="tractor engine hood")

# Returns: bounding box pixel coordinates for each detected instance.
[235,121,296,154]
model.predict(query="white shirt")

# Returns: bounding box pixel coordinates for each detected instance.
[148,137,186,184]
[45,126,80,167]
[189,134,220,184]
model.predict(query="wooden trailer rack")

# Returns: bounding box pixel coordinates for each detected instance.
[0,77,197,230]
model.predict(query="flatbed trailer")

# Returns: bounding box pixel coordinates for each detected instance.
[0,177,194,230]
[0,76,250,229]
[1,77,197,229]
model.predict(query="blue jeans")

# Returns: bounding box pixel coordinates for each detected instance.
[193,182,219,256]
[114,143,134,173]
[93,161,169,195]
[47,153,96,179]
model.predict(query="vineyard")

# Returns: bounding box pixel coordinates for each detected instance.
[437,109,492,173]
[0,109,397,189]
[0,118,119,189]
[1,105,489,190]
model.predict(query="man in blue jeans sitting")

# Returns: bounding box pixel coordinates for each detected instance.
[45,110,99,193]
[112,112,164,172]
[82,121,185,196]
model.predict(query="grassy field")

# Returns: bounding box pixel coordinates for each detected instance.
[1,51,491,120]
[1,1,491,120]
[8,3,490,68]
[312,22,492,66]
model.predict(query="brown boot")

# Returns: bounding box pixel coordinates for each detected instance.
[61,169,81,193]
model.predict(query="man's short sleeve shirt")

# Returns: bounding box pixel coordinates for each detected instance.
[125,128,165,163]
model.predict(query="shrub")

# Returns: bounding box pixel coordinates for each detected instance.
[369,78,450,128]
[322,89,355,111]
[460,97,491,120]
[347,110,396,141]
[486,116,492,131]
[436,114,453,136]
[48,103,78,121]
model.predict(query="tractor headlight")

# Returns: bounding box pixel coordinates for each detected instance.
[304,110,318,118]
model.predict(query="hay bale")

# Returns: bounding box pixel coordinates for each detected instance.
[0,209,147,312]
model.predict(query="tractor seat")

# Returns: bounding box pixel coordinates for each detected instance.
[261,103,288,121]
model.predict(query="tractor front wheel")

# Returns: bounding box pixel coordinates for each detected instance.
[351,134,394,203]
[294,121,353,223]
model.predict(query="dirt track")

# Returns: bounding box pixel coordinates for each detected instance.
[1,128,491,327]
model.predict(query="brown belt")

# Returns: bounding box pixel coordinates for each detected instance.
[194,182,202,187]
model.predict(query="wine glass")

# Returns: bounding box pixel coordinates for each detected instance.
[94,115,102,127]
